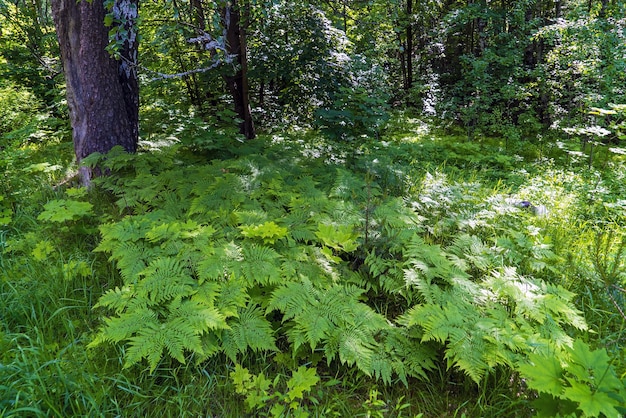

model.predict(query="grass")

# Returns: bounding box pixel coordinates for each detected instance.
[1,114,625,416]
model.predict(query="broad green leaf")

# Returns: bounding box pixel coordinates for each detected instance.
[286,366,320,401]
[315,223,358,252]
[517,354,564,396]
[567,340,622,390]
[239,221,288,244]
[37,199,93,222]
[231,364,252,394]
[563,379,619,418]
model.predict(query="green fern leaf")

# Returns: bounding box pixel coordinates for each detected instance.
[136,257,195,304]
[295,305,333,350]
[267,281,313,320]
[125,324,167,371]
[238,244,282,285]
[222,304,277,361]
[169,299,229,332]
[95,307,159,344]
[336,327,375,370]
[109,242,153,282]
[215,279,250,318]
[94,286,135,314]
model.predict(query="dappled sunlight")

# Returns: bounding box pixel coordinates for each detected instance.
[3,0,626,414]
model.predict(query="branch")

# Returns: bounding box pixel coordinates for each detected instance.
[119,55,236,82]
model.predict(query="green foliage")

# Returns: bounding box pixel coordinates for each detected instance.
[5,0,626,412]
[315,86,390,140]
[0,196,12,226]
[0,84,42,139]
[83,132,591,391]
[3,53,626,414]
[248,1,355,126]
[518,339,626,417]
[240,221,289,244]
[37,199,94,223]
[231,364,320,417]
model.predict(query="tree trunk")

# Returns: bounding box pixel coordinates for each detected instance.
[406,0,414,102]
[51,0,139,184]
[224,0,255,139]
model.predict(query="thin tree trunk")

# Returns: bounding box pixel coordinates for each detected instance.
[224,0,255,139]
[406,0,414,100]
[51,0,139,184]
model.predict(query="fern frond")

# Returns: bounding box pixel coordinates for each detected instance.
[136,257,195,304]
[239,244,282,285]
[196,241,243,282]
[124,324,166,371]
[448,234,492,272]
[222,304,277,361]
[111,242,154,282]
[96,306,159,344]
[215,279,250,318]
[329,169,367,200]
[295,305,333,350]
[169,299,229,332]
[444,331,490,383]
[368,350,398,385]
[382,329,437,380]
[161,319,204,365]
[97,219,147,250]
[233,209,269,225]
[94,286,135,314]
[267,281,315,320]
[335,326,375,370]
[189,175,247,215]
[190,281,221,306]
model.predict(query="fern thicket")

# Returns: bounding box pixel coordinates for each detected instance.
[88,141,587,383]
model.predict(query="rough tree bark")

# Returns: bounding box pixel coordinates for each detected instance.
[224,0,256,139]
[51,0,139,184]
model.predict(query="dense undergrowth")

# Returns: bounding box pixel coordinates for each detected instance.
[2,112,626,417]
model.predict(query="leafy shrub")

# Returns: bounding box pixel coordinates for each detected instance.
[315,86,390,141]
[231,364,320,417]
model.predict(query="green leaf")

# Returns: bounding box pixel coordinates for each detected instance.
[568,339,621,390]
[231,364,253,394]
[37,199,93,222]
[31,240,55,261]
[286,366,320,402]
[562,379,619,418]
[239,221,288,244]
[517,353,565,396]
[315,223,358,252]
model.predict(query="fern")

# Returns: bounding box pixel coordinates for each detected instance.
[136,257,195,304]
[267,278,390,376]
[238,244,283,285]
[222,304,277,361]
[87,143,590,386]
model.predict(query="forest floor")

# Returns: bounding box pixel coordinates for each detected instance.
[1,116,625,417]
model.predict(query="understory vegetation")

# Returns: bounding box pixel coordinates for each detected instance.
[3,0,626,416]
[2,110,626,416]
